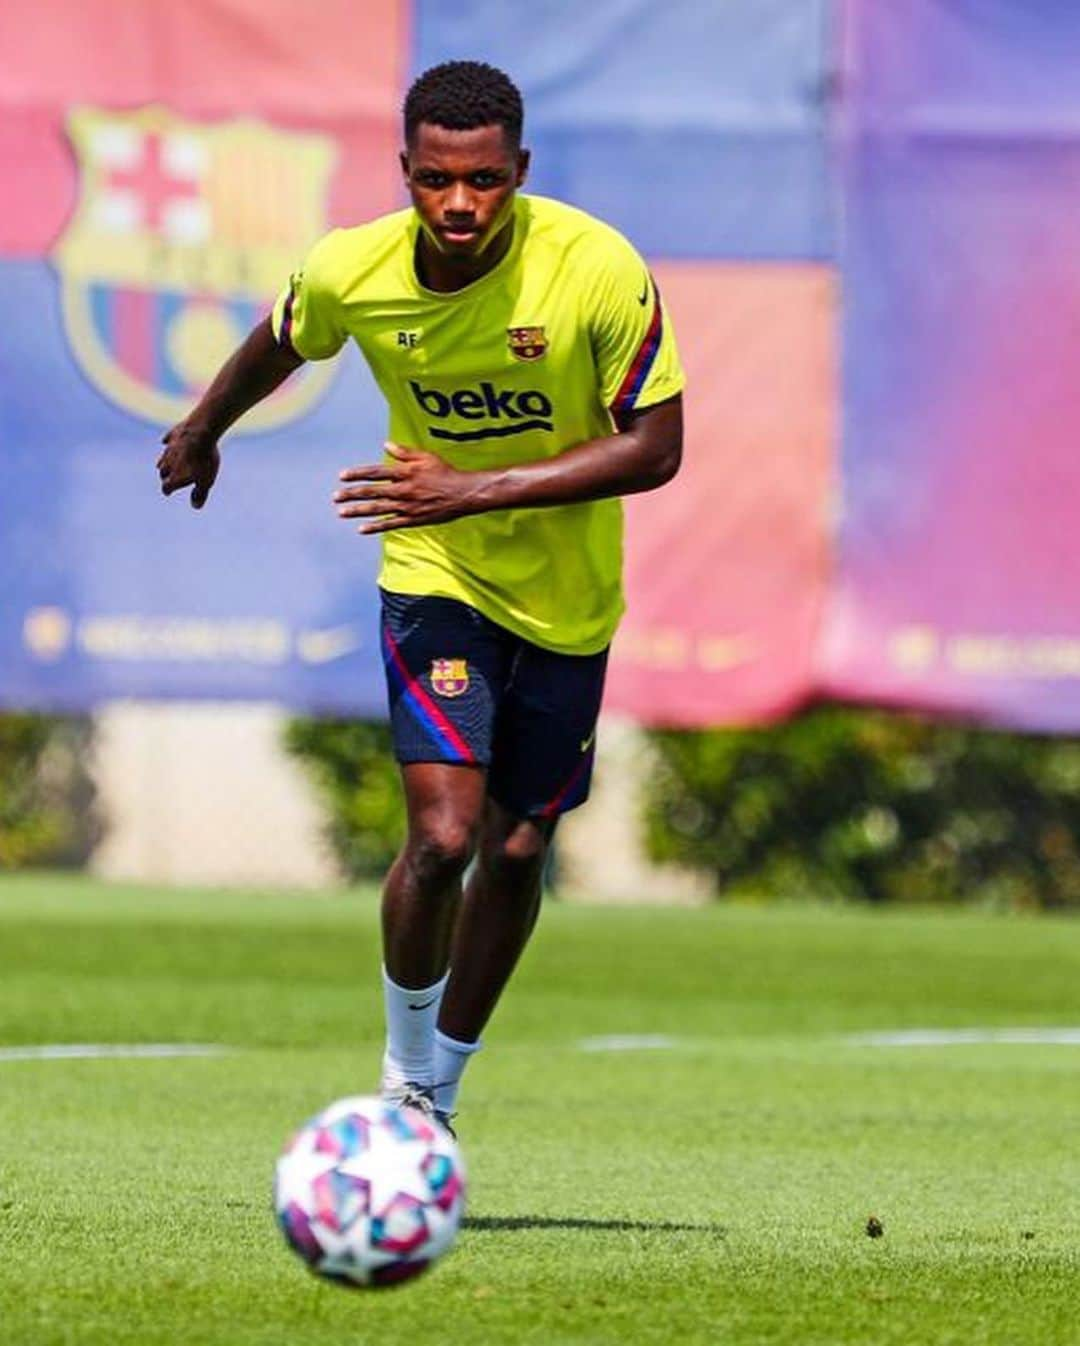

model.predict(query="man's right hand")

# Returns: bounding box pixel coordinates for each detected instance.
[157,420,221,510]
[153,316,304,508]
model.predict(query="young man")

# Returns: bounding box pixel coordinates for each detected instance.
[157,61,684,1128]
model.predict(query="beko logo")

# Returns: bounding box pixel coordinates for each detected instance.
[409,380,554,441]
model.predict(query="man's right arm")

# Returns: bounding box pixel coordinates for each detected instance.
[156,316,304,509]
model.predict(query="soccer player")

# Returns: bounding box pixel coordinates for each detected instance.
[157,61,684,1129]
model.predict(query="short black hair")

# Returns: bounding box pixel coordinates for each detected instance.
[404,61,523,149]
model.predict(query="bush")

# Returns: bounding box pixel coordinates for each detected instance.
[284,718,404,881]
[644,708,1080,910]
[0,713,99,869]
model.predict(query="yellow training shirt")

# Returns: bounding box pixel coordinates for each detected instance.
[271,194,684,655]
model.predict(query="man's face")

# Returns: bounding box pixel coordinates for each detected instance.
[402,122,529,259]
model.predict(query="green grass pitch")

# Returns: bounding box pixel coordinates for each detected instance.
[1,873,1078,1345]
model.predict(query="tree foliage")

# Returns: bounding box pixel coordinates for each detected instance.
[0,714,99,868]
[644,709,1080,910]
[283,717,405,881]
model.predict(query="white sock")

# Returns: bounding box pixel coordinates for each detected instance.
[380,966,449,1093]
[433,1028,482,1115]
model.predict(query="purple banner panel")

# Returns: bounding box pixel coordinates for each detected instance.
[821,1,1080,730]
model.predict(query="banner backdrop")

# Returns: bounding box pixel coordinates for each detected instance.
[1,0,406,714]
[411,1,836,725]
[0,0,835,722]
[2,2,1077,730]
[820,1,1080,730]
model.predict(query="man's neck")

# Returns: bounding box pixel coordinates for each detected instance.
[415,216,516,294]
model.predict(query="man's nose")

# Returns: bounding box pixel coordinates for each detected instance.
[444,181,475,216]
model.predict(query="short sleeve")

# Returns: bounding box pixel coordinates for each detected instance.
[270,231,347,361]
[587,232,685,417]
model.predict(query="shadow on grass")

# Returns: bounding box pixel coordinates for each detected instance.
[464,1215,725,1235]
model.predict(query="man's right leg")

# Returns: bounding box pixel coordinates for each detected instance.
[376,587,509,1110]
[379,762,486,1099]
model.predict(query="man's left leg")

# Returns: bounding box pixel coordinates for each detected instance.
[433,798,554,1118]
[439,798,553,1033]
[432,638,608,1118]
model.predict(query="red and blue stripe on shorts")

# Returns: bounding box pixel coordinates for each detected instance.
[381,624,476,765]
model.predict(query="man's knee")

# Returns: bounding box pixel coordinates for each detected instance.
[480,820,549,888]
[406,815,476,888]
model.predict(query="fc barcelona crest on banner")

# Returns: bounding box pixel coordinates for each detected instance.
[52,106,338,430]
[430,659,469,698]
[507,326,547,361]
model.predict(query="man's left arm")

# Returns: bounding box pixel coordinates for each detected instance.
[333,395,682,534]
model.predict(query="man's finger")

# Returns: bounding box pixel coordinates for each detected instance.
[359,514,423,535]
[161,470,193,496]
[338,498,401,519]
[338,464,401,484]
[383,441,419,461]
[190,466,218,510]
[333,482,401,504]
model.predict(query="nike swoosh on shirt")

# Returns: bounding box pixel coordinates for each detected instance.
[580,731,596,753]
[636,276,650,305]
[408,997,438,1011]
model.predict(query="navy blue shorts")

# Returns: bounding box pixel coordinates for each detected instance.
[380,589,608,820]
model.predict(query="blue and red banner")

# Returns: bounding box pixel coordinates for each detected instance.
[2,1,1078,730]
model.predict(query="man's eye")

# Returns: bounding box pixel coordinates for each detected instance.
[471,174,499,187]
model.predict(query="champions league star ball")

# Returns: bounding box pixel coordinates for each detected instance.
[273,1095,466,1288]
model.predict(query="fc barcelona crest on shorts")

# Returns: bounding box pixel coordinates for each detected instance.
[507,326,547,361]
[431,658,469,697]
[51,106,338,431]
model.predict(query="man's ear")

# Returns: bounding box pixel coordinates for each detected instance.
[399,149,411,183]
[516,148,530,188]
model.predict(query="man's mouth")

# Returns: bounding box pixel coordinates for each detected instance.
[440,223,480,243]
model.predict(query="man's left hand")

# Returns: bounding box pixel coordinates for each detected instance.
[333,442,488,534]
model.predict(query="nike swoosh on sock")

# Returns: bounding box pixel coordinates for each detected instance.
[408,996,438,1011]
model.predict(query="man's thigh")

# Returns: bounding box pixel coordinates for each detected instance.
[488,642,609,820]
[380,589,511,767]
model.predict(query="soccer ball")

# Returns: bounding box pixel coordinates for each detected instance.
[273,1095,466,1288]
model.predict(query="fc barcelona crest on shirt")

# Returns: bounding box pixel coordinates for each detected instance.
[507,326,547,361]
[430,659,470,698]
[51,106,338,430]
